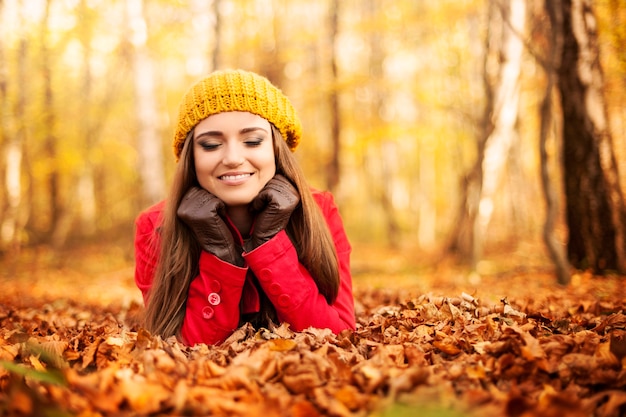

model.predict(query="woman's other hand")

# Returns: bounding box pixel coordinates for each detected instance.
[246,175,300,251]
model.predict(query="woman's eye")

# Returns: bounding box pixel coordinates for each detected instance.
[199,142,220,150]
[244,138,263,147]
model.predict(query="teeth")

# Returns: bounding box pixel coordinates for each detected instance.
[221,174,250,180]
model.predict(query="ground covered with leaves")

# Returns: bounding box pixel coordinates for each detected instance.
[1,244,625,416]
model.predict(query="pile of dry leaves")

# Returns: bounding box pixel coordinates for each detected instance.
[1,279,626,416]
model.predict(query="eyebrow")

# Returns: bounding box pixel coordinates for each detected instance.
[195,126,269,139]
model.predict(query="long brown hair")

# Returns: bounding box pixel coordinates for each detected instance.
[143,126,340,339]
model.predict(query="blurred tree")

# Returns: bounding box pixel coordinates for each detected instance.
[365,0,400,249]
[257,0,285,87]
[326,0,340,194]
[76,0,97,237]
[0,0,15,250]
[0,0,27,252]
[126,0,166,207]
[548,0,626,273]
[541,0,571,285]
[40,0,65,246]
[447,0,526,269]
[211,0,222,70]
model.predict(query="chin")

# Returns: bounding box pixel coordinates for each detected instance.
[221,196,255,207]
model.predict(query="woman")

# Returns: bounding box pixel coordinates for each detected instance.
[134,69,355,346]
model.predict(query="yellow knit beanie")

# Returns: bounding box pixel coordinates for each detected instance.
[173,69,302,160]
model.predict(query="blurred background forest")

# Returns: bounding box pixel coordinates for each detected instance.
[0,0,625,282]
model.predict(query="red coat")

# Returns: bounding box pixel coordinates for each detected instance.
[134,190,356,346]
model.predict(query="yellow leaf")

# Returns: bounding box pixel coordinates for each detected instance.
[268,339,297,352]
[28,355,46,371]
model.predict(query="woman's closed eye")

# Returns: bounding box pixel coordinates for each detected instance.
[244,137,264,147]
[199,141,220,151]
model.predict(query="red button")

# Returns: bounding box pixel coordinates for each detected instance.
[269,282,281,295]
[259,268,272,282]
[202,306,214,319]
[278,294,291,307]
[209,280,221,293]
[208,292,221,305]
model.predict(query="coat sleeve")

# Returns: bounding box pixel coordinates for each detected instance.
[243,191,355,333]
[134,204,162,304]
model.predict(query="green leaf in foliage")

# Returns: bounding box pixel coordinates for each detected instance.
[0,360,67,386]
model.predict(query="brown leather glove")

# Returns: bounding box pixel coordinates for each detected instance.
[245,175,300,252]
[177,187,244,267]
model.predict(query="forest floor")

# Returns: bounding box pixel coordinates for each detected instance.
[0,240,625,416]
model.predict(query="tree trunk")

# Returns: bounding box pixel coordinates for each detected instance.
[380,140,401,248]
[365,0,399,248]
[126,0,166,207]
[417,144,436,248]
[326,0,340,194]
[554,0,626,273]
[447,0,524,268]
[541,0,571,285]
[185,0,214,76]
[1,0,27,251]
[77,0,97,237]
[0,0,9,241]
[211,0,222,71]
[41,0,64,245]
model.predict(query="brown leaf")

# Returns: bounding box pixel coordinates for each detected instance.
[81,337,102,369]
[433,337,462,356]
[283,372,323,395]
[353,363,385,393]
[333,384,367,411]
[117,368,171,414]
[289,399,322,417]
[609,329,626,360]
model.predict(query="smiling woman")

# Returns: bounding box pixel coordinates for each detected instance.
[133,69,356,346]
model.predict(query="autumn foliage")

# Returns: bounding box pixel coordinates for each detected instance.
[1,263,625,416]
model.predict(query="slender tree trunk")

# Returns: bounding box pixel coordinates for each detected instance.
[126,0,166,206]
[41,0,64,244]
[380,140,400,248]
[77,0,97,237]
[0,8,19,249]
[260,0,283,86]
[211,0,222,71]
[554,0,626,273]
[0,0,8,228]
[446,0,496,263]
[187,0,213,75]
[541,0,571,285]
[447,0,524,268]
[474,0,524,267]
[1,0,27,251]
[326,0,340,194]
[365,0,399,248]
[417,144,436,248]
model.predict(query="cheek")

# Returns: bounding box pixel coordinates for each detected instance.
[259,155,277,183]
[194,150,216,174]
[193,153,218,187]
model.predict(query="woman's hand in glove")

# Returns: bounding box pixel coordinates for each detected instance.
[177,187,244,267]
[245,175,300,252]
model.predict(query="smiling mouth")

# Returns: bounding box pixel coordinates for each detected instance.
[219,173,253,181]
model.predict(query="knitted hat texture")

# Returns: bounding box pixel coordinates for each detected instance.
[173,69,302,160]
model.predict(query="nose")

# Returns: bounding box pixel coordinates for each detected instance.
[222,143,244,167]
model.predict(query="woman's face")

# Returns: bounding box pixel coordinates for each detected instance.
[192,111,276,207]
